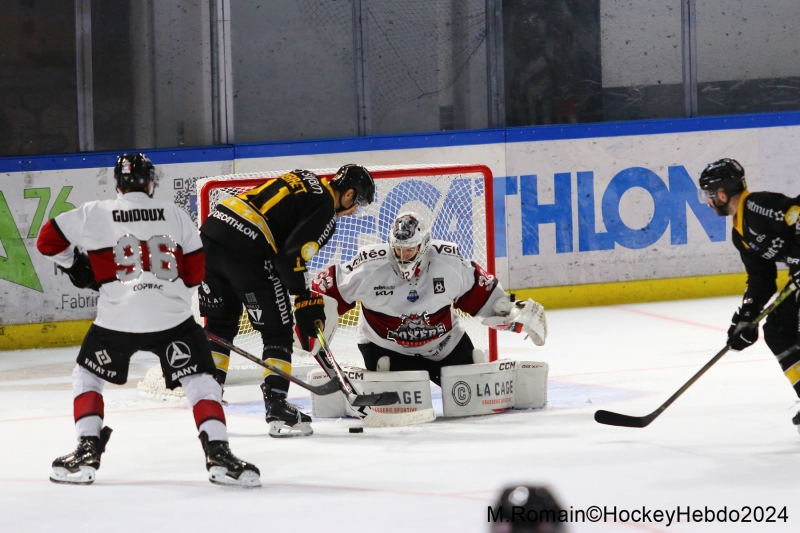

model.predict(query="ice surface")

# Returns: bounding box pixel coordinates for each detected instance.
[1,296,798,532]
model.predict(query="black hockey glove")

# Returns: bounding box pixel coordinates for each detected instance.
[59,247,99,291]
[293,293,325,351]
[727,305,759,351]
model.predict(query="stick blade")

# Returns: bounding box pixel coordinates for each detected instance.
[351,392,401,407]
[594,409,654,428]
[312,379,344,396]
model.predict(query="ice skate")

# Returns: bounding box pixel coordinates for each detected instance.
[199,431,261,488]
[261,383,313,438]
[50,427,113,485]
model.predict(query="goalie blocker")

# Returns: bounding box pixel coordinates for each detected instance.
[309,360,548,422]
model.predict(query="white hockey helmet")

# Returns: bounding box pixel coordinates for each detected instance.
[389,211,431,277]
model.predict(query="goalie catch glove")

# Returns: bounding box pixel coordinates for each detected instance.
[59,247,99,291]
[482,294,547,346]
[293,293,326,351]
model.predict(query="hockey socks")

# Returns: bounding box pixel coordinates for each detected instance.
[74,391,104,439]
[193,399,228,442]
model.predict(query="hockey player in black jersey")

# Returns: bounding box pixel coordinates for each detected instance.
[199,164,375,437]
[698,158,800,432]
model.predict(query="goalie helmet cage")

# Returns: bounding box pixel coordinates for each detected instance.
[194,163,497,369]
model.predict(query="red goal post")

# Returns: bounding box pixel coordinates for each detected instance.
[195,164,497,366]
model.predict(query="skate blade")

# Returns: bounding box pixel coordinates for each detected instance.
[49,466,96,485]
[268,420,313,438]
[208,466,261,488]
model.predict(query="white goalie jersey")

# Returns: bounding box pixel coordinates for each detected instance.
[312,239,507,361]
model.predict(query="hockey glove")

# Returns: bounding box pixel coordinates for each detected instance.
[293,293,326,352]
[482,295,547,346]
[59,247,99,291]
[727,305,759,351]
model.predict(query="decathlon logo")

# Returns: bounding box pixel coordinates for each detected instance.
[95,350,112,366]
[167,342,192,368]
[452,381,471,406]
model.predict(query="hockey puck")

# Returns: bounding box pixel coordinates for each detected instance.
[349,427,364,434]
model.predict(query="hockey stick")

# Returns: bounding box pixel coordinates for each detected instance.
[205,332,343,396]
[314,328,401,407]
[595,281,797,428]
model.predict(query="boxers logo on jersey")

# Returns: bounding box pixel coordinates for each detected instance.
[112,208,166,222]
[433,278,445,294]
[387,312,447,346]
[167,342,192,368]
[95,350,112,366]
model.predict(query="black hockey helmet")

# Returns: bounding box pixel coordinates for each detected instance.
[490,485,567,532]
[698,158,747,198]
[330,164,376,210]
[115,153,156,197]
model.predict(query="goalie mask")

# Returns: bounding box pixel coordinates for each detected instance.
[389,212,431,278]
[114,153,157,197]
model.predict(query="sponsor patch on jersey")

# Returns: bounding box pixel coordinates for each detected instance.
[785,205,800,226]
[433,277,445,294]
[301,241,320,261]
[407,290,419,302]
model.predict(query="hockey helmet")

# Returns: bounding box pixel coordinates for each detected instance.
[698,158,746,201]
[330,164,375,212]
[389,211,431,278]
[115,153,157,197]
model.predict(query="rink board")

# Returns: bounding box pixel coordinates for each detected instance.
[1,112,798,346]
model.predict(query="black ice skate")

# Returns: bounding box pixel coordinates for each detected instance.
[261,382,313,438]
[50,426,113,485]
[792,410,800,435]
[199,431,261,488]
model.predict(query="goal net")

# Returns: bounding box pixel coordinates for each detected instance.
[139,164,496,399]
[197,164,496,367]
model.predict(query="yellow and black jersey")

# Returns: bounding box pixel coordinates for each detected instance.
[731,190,800,309]
[200,170,337,295]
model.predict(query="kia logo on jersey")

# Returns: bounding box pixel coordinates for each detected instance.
[167,342,192,368]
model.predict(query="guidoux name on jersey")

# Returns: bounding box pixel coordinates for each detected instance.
[112,208,166,222]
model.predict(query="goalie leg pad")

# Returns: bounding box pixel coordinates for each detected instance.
[441,361,516,417]
[308,367,435,426]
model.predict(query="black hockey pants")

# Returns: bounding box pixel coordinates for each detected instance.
[762,291,800,398]
[199,235,294,393]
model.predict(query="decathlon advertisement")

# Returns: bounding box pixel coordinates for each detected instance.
[1,114,800,331]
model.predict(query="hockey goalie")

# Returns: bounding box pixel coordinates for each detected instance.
[310,212,548,421]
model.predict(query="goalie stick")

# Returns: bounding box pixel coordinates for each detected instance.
[314,328,401,407]
[594,281,797,428]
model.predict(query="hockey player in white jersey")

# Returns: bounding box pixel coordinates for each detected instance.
[36,153,260,487]
[312,212,546,383]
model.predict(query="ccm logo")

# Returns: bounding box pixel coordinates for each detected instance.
[498,361,516,371]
